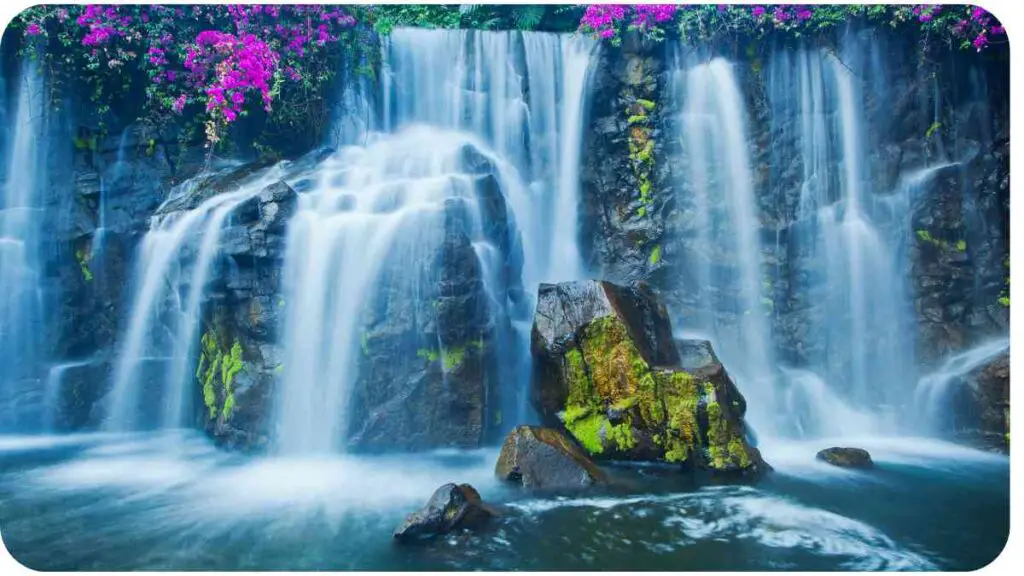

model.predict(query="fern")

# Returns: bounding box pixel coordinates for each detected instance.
[511,6,546,31]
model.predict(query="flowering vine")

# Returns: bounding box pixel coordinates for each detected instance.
[579,4,1006,53]
[12,5,375,150]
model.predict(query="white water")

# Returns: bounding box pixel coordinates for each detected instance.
[93,129,131,257]
[913,338,1010,433]
[275,128,515,453]
[0,60,46,424]
[105,167,286,431]
[42,359,93,431]
[675,56,778,435]
[273,30,598,453]
[383,28,596,287]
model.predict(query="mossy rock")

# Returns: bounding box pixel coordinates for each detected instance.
[530,280,767,479]
[816,447,874,469]
[495,425,607,490]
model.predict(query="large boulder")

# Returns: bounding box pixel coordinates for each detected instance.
[530,280,767,478]
[393,483,497,542]
[495,425,607,490]
[816,447,874,469]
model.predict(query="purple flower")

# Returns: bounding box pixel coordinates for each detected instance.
[752,6,767,20]
[25,22,42,36]
[973,31,988,51]
[171,94,187,114]
[795,8,813,22]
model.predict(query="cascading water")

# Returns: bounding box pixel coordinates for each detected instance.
[273,29,598,453]
[381,28,596,286]
[779,48,922,437]
[672,55,778,436]
[913,337,1010,433]
[0,60,46,429]
[105,167,286,432]
[275,129,518,453]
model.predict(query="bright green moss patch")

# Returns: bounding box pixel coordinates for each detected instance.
[416,348,439,363]
[566,411,606,454]
[195,329,245,421]
[442,346,465,371]
[648,244,662,265]
[75,247,94,282]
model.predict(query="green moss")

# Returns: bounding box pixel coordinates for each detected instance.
[925,121,941,139]
[611,396,638,412]
[73,135,97,151]
[636,98,656,111]
[648,244,662,265]
[659,370,701,463]
[417,348,440,363]
[442,346,465,371]
[627,114,648,125]
[562,403,592,424]
[75,248,94,282]
[607,422,637,451]
[565,411,606,454]
[956,239,967,252]
[273,363,285,374]
[916,229,944,249]
[146,138,156,156]
[195,329,245,421]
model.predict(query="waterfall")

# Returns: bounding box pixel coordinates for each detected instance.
[0,60,46,428]
[913,338,1010,433]
[275,129,517,453]
[105,168,285,431]
[93,129,131,258]
[271,29,597,453]
[673,55,778,436]
[42,360,92,431]
[382,28,596,286]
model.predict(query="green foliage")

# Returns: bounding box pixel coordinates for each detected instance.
[74,247,94,282]
[648,244,662,265]
[417,348,440,363]
[442,346,465,371]
[926,121,942,139]
[372,4,580,34]
[195,329,245,421]
[956,239,967,252]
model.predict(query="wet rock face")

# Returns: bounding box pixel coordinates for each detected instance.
[816,447,874,469]
[579,36,670,286]
[952,351,1009,452]
[495,425,607,490]
[530,280,766,478]
[346,170,513,451]
[188,176,298,451]
[393,483,497,542]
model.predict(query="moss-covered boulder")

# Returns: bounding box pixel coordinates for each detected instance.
[393,483,497,543]
[816,447,874,469]
[530,280,767,478]
[495,425,607,490]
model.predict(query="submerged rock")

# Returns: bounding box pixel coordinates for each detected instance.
[393,483,497,542]
[530,280,767,478]
[495,425,607,489]
[816,447,874,469]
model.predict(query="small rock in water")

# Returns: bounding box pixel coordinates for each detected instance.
[495,425,607,490]
[816,447,874,469]
[393,483,496,543]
